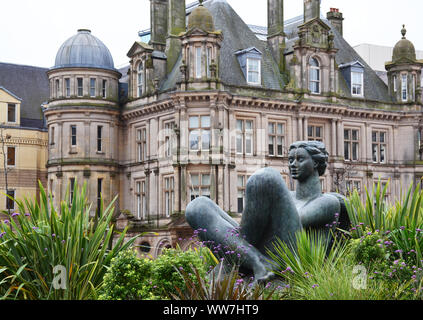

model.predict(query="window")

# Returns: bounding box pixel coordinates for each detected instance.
[77,78,83,97]
[97,126,103,152]
[6,147,15,166]
[71,125,77,147]
[237,175,250,214]
[393,75,397,92]
[189,116,210,151]
[195,47,202,79]
[309,57,320,94]
[50,126,55,146]
[402,74,408,102]
[351,72,363,96]
[97,178,103,217]
[164,122,175,157]
[137,62,144,97]
[190,173,211,201]
[164,176,174,218]
[344,129,359,161]
[268,122,285,157]
[56,79,60,98]
[65,78,71,97]
[372,131,387,164]
[7,104,16,123]
[412,74,416,101]
[102,80,107,98]
[307,125,323,142]
[346,180,361,196]
[90,78,96,97]
[6,190,15,210]
[136,128,147,162]
[247,58,261,85]
[236,119,254,155]
[206,47,212,78]
[69,178,75,204]
[135,181,147,220]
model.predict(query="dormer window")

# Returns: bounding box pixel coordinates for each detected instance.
[351,71,363,97]
[309,57,320,94]
[247,58,261,85]
[235,47,262,86]
[339,61,365,98]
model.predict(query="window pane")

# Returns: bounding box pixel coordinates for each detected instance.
[202,174,211,186]
[380,132,385,143]
[201,116,210,128]
[352,142,359,160]
[196,47,202,79]
[277,136,283,156]
[189,131,199,150]
[237,175,244,187]
[268,123,275,134]
[372,132,377,142]
[248,59,259,72]
[7,104,16,122]
[246,120,253,131]
[236,133,243,153]
[7,147,15,166]
[308,126,313,138]
[372,144,378,162]
[202,130,210,150]
[236,120,243,131]
[344,142,350,160]
[246,134,252,154]
[316,127,322,138]
[344,129,350,140]
[352,130,359,141]
[277,123,284,135]
[269,136,275,155]
[191,174,199,186]
[189,116,199,129]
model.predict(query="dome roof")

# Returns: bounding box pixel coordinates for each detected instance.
[392,25,417,63]
[53,29,116,71]
[188,2,214,32]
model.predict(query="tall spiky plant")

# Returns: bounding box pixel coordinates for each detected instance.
[0,180,139,300]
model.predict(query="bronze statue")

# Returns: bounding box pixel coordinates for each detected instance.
[185,141,348,282]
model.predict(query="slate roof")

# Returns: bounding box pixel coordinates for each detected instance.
[0,62,49,128]
[161,0,284,91]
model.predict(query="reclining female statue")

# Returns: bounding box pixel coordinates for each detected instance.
[185,141,348,282]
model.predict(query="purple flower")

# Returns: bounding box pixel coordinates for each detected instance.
[311,284,319,289]
[400,226,405,230]
[0,232,6,238]
[11,213,19,217]
[25,213,31,217]
[52,234,56,238]
[61,240,66,244]
[3,220,9,224]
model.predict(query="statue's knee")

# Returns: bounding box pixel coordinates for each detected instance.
[185,196,215,229]
[247,167,286,194]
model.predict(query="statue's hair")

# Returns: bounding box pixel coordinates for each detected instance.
[289,141,329,176]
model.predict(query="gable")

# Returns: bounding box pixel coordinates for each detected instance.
[0,87,22,104]
[127,42,154,58]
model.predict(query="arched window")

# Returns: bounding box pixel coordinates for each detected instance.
[309,57,320,94]
[137,62,144,98]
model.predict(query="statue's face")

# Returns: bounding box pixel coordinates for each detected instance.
[288,147,316,181]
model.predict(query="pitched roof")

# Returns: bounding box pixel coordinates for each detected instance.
[0,62,49,124]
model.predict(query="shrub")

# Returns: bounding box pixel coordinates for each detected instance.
[151,247,207,299]
[0,181,137,300]
[98,249,157,300]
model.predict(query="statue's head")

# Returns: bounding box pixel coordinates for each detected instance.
[288,141,329,181]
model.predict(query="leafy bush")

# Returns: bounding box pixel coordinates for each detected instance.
[150,247,208,299]
[98,249,157,300]
[349,229,389,265]
[0,181,137,300]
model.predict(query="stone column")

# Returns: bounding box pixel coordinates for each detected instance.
[303,116,308,141]
[337,119,343,158]
[331,119,337,157]
[298,116,303,141]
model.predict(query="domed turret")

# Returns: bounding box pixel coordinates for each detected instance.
[392,25,417,63]
[187,0,215,32]
[53,29,116,71]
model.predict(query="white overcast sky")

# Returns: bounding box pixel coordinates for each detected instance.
[0,0,420,69]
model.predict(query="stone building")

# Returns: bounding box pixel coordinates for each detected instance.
[42,0,423,257]
[0,63,49,216]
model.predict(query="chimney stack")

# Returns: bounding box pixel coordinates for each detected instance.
[150,0,168,51]
[327,8,344,36]
[304,0,320,23]
[267,0,286,73]
[166,0,186,73]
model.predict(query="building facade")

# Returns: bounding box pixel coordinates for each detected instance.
[0,63,49,216]
[41,0,423,257]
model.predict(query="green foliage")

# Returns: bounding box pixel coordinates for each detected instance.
[0,181,138,300]
[349,229,389,265]
[150,247,207,299]
[98,249,157,300]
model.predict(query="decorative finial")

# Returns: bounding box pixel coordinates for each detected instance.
[401,24,407,39]
[199,0,203,5]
